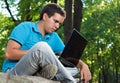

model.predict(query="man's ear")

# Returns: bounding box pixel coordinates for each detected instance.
[43,13,49,20]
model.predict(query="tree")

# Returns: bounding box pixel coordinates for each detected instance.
[64,0,72,43]
[0,13,14,70]
[81,0,120,82]
[64,0,83,43]
[73,0,83,31]
[51,0,57,3]
[4,0,17,23]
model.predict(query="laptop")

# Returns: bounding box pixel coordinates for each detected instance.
[59,28,88,67]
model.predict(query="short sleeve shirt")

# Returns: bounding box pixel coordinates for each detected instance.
[2,21,65,72]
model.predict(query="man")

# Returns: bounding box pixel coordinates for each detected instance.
[2,3,91,83]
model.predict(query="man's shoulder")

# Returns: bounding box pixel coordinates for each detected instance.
[12,21,36,36]
[49,32,59,37]
[20,21,35,26]
[16,21,37,31]
[49,32,62,41]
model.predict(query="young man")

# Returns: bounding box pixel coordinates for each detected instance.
[2,3,91,83]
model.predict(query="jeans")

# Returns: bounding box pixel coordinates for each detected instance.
[8,42,79,83]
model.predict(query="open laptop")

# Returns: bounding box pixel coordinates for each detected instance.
[59,28,88,67]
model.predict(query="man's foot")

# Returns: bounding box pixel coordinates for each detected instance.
[36,64,57,79]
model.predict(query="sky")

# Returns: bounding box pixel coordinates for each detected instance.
[0,1,9,16]
[0,0,18,17]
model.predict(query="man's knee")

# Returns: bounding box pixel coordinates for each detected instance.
[34,42,50,49]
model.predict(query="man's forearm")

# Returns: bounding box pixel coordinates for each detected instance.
[5,49,28,60]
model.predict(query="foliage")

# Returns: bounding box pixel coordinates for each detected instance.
[0,13,15,71]
[81,0,120,82]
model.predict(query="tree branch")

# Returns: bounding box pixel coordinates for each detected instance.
[4,0,17,22]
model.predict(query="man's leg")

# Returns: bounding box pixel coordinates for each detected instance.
[8,42,75,83]
[35,64,58,79]
[66,67,80,77]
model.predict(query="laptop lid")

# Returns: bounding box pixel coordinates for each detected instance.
[60,28,88,66]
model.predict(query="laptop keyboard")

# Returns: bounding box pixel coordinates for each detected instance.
[59,57,76,67]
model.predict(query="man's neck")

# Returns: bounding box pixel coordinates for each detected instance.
[38,21,45,37]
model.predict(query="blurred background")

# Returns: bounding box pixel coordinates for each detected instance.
[0,0,119,83]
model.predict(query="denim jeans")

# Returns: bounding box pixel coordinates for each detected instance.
[8,42,79,83]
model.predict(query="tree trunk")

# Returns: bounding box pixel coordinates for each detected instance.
[64,0,72,44]
[73,0,83,31]
[64,0,83,43]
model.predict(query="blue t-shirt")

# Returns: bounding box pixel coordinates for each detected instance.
[2,21,65,72]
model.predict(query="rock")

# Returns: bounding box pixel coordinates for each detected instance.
[0,73,60,83]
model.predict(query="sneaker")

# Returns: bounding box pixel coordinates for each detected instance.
[36,64,57,79]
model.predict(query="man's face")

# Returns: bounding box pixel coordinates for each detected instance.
[43,13,65,33]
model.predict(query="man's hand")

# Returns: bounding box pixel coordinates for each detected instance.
[77,60,91,83]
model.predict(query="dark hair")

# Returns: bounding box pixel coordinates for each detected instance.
[40,3,66,20]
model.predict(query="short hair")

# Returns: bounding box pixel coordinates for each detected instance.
[40,3,66,20]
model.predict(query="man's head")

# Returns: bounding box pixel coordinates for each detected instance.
[38,3,66,34]
[40,3,66,20]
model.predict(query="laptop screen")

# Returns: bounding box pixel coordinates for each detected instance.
[60,28,88,66]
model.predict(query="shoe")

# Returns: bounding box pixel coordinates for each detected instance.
[75,78,85,83]
[36,64,57,79]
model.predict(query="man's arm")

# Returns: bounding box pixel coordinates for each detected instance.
[5,39,28,60]
[77,60,91,83]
